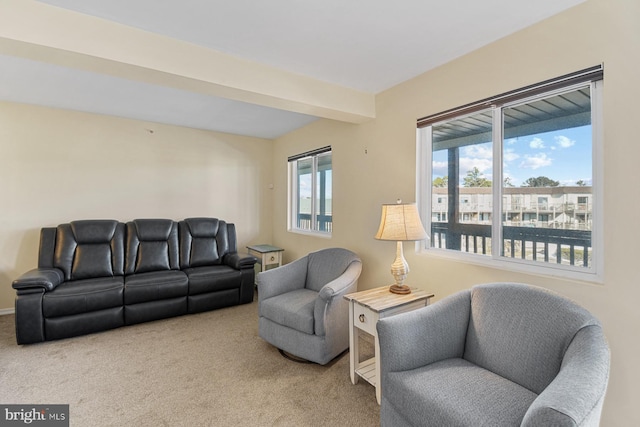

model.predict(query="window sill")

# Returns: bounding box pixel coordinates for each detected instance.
[287,228,332,239]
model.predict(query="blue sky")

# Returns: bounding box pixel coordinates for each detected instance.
[433,124,592,187]
[298,171,332,199]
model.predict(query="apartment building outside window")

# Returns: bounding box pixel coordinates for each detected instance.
[288,146,332,236]
[417,66,603,281]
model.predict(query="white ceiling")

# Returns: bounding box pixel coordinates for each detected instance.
[0,0,586,139]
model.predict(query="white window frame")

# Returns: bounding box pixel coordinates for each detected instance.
[287,147,332,237]
[416,75,604,283]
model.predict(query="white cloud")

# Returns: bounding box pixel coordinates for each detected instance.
[529,137,545,149]
[432,160,448,177]
[504,149,519,162]
[463,144,492,159]
[460,157,492,175]
[555,135,575,148]
[519,153,552,170]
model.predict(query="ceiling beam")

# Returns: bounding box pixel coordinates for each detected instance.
[0,0,375,124]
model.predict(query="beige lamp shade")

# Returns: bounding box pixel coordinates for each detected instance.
[375,203,428,241]
[375,201,428,294]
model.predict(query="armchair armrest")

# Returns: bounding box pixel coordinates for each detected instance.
[522,325,610,426]
[377,289,472,374]
[257,255,309,302]
[317,260,363,302]
[12,268,64,292]
[314,260,362,336]
[225,253,257,270]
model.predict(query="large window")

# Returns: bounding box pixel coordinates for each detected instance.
[288,146,332,235]
[417,66,603,280]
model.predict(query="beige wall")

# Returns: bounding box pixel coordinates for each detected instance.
[272,0,640,424]
[0,102,273,309]
[1,0,637,423]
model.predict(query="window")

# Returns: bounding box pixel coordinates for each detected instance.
[417,66,603,280]
[288,146,332,235]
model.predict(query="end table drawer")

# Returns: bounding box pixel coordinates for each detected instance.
[353,304,376,335]
[263,252,280,266]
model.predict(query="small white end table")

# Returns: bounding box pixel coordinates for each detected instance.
[246,244,284,273]
[344,286,434,404]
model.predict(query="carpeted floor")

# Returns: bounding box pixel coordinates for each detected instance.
[0,297,380,426]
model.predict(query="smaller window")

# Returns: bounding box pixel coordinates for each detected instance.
[288,147,332,235]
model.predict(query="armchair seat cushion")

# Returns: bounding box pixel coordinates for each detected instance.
[124,271,188,305]
[43,276,124,318]
[183,265,241,295]
[387,357,537,427]
[260,289,317,335]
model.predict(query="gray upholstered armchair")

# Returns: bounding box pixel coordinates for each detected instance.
[377,283,610,427]
[258,248,362,365]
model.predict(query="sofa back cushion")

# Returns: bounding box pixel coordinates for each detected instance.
[305,248,360,292]
[53,220,125,281]
[125,219,180,274]
[179,218,231,268]
[463,283,600,394]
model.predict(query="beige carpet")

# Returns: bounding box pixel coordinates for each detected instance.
[0,297,380,426]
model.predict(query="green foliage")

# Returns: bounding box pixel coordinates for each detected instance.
[522,176,559,187]
[463,167,492,187]
[433,176,448,188]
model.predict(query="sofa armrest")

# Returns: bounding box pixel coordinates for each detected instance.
[225,253,258,270]
[257,256,308,302]
[12,268,64,292]
[522,325,610,427]
[377,289,471,374]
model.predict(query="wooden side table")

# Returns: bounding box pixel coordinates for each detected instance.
[344,286,434,404]
[246,244,284,273]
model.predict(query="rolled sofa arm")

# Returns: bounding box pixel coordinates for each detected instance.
[225,253,258,270]
[12,268,64,292]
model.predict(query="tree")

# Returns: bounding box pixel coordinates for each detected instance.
[433,176,448,188]
[463,167,492,187]
[503,177,515,187]
[521,176,559,187]
[576,180,587,186]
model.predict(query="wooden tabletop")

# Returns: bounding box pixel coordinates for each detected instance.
[344,286,434,313]
[246,244,284,253]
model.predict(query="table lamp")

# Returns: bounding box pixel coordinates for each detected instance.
[375,200,429,294]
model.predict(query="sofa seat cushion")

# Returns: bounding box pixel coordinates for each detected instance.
[183,265,241,295]
[260,289,317,335]
[43,276,124,318]
[124,270,188,305]
[385,357,538,427]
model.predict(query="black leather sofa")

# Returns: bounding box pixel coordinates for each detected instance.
[12,218,257,344]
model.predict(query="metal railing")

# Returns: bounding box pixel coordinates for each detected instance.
[431,223,591,267]
[296,214,333,233]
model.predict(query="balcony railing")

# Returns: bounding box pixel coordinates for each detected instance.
[431,223,591,267]
[297,214,333,233]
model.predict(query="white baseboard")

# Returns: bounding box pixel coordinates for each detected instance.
[0,308,15,316]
